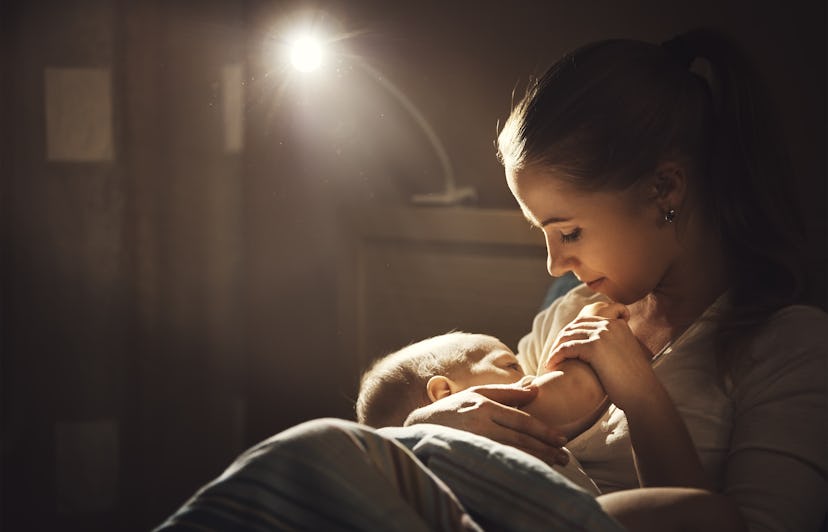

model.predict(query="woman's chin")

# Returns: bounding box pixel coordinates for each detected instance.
[595,283,642,306]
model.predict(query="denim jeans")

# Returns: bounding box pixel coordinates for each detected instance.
[155,418,623,532]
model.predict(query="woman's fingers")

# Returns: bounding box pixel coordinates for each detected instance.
[568,315,605,323]
[487,400,566,446]
[545,338,594,370]
[405,386,570,465]
[513,443,571,467]
[469,383,539,408]
[487,405,569,464]
[468,388,567,447]
[556,326,605,342]
[578,301,630,321]
[597,302,630,321]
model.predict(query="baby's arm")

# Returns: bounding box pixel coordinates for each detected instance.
[519,301,627,440]
[520,360,609,440]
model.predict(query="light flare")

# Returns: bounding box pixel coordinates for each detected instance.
[289,35,324,72]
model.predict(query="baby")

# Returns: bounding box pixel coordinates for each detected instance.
[355,331,609,440]
[356,301,620,438]
[355,303,620,495]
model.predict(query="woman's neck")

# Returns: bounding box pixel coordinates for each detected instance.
[634,216,729,330]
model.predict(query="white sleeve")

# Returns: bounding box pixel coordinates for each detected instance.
[517,304,555,376]
[516,284,606,376]
[726,306,828,532]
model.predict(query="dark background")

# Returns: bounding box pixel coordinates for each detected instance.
[2,1,825,530]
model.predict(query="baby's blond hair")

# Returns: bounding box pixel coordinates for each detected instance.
[356,332,480,427]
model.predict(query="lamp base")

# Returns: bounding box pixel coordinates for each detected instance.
[410,186,477,206]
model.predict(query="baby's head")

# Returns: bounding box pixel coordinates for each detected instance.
[356,332,526,427]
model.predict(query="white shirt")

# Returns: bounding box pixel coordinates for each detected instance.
[518,284,827,532]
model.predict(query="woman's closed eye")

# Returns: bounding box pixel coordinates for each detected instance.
[560,227,582,243]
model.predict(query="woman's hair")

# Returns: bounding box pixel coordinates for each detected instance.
[497,29,806,365]
[355,332,474,427]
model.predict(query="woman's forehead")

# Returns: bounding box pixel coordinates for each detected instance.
[509,165,644,224]
[509,168,585,220]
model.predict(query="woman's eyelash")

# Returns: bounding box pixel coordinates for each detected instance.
[560,228,582,243]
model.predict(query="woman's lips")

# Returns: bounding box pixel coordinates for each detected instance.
[587,277,605,289]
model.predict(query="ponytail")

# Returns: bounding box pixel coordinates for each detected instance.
[666,30,808,363]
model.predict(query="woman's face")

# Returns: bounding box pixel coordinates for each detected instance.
[506,166,679,304]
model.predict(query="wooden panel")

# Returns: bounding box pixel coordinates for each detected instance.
[338,206,551,373]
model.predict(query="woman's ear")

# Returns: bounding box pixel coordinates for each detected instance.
[650,161,688,211]
[426,376,456,402]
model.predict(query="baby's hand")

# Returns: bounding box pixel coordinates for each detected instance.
[575,301,629,321]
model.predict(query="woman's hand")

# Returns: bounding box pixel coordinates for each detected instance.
[545,303,656,413]
[547,301,711,488]
[403,383,570,467]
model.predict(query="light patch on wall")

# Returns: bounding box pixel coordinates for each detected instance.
[222,63,244,153]
[44,67,114,161]
[55,419,118,514]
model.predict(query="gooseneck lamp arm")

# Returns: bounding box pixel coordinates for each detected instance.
[354,61,477,205]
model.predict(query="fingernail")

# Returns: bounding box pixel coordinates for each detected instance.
[556,452,570,465]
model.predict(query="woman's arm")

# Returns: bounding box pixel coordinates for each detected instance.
[597,487,747,532]
[622,378,712,489]
[547,314,711,489]
[723,307,827,532]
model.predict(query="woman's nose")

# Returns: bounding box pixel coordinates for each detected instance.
[544,234,575,277]
[547,254,574,277]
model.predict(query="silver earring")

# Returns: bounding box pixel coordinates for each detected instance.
[664,208,677,223]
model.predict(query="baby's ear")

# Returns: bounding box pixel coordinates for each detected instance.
[426,376,455,402]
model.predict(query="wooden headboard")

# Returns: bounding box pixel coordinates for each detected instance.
[336,206,551,375]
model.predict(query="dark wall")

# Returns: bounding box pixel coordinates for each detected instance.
[3,1,248,530]
[2,1,825,530]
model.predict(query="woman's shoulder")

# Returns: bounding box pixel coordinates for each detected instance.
[756,304,828,347]
[769,303,828,323]
[731,304,828,392]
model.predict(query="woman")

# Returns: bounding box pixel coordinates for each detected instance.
[157,30,825,532]
[407,29,826,531]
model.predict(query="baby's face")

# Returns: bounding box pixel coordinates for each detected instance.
[449,335,527,389]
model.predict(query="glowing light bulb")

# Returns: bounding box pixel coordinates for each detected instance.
[290,36,323,72]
